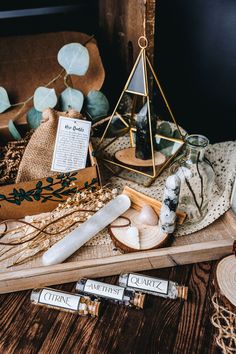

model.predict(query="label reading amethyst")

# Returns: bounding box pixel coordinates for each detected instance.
[84,280,124,301]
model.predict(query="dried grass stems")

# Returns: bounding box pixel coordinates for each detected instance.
[0,185,118,267]
[0,131,33,185]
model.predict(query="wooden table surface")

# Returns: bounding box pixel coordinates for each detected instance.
[0,262,221,354]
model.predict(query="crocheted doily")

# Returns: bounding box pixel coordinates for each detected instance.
[106,141,236,236]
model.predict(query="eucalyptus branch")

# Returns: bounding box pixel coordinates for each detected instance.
[11,34,95,122]
[13,69,65,122]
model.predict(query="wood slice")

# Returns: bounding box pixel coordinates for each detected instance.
[115,147,166,167]
[214,254,236,310]
[108,208,169,253]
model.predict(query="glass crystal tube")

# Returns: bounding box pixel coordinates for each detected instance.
[75,278,145,309]
[30,287,100,316]
[119,273,188,300]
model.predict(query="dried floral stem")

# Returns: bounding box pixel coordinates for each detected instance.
[196,152,204,210]
[184,176,202,216]
[0,209,96,245]
[0,186,118,266]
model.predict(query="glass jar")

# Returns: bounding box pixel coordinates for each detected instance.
[170,134,216,224]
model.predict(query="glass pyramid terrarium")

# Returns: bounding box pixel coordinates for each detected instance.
[94,37,184,186]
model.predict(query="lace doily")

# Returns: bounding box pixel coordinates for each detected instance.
[106,141,236,236]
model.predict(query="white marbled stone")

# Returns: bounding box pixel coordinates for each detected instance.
[159,174,181,234]
[165,174,181,190]
[160,204,176,225]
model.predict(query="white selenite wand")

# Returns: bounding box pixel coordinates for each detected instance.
[42,194,131,266]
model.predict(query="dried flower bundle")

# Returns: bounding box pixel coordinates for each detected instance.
[0,131,33,185]
[0,186,118,267]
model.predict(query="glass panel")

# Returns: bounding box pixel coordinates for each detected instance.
[127,55,146,94]
[130,129,184,158]
[155,135,183,157]
[105,114,129,138]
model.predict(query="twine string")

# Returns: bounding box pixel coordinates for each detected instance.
[0,212,131,246]
[211,293,236,354]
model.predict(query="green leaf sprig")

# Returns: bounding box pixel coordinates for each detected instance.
[0,36,110,138]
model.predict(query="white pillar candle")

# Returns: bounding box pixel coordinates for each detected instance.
[42,194,131,266]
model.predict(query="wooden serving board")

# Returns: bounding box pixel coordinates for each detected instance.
[0,209,235,294]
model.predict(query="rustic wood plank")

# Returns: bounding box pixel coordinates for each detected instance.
[172,262,214,354]
[0,284,71,353]
[195,269,221,354]
[109,266,190,354]
[0,264,220,354]
[98,0,156,105]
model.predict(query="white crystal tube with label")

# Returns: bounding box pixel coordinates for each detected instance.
[42,195,131,265]
[76,278,146,309]
[119,273,188,300]
[30,287,100,316]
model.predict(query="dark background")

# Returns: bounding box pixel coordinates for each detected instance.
[0,0,235,143]
[0,1,98,35]
[155,0,236,142]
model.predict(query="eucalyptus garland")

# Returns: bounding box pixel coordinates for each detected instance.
[0,36,110,140]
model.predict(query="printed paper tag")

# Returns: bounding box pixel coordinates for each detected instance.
[38,289,81,311]
[51,116,91,173]
[127,273,169,295]
[84,280,124,301]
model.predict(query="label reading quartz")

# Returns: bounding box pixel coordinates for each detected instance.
[38,289,81,311]
[127,274,169,295]
[84,280,124,301]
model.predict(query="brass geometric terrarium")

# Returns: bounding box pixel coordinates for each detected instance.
[95,37,184,186]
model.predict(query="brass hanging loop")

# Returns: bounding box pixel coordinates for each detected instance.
[138,36,148,49]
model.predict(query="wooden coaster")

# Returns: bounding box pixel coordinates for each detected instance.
[115,147,166,167]
[215,254,236,309]
[109,208,169,253]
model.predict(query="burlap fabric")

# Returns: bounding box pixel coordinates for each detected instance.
[16,108,83,183]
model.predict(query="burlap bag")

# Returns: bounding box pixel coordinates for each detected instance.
[16,108,83,182]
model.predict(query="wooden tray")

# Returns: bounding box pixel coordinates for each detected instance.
[0,208,235,294]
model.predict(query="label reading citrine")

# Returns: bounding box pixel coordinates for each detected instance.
[38,289,81,310]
